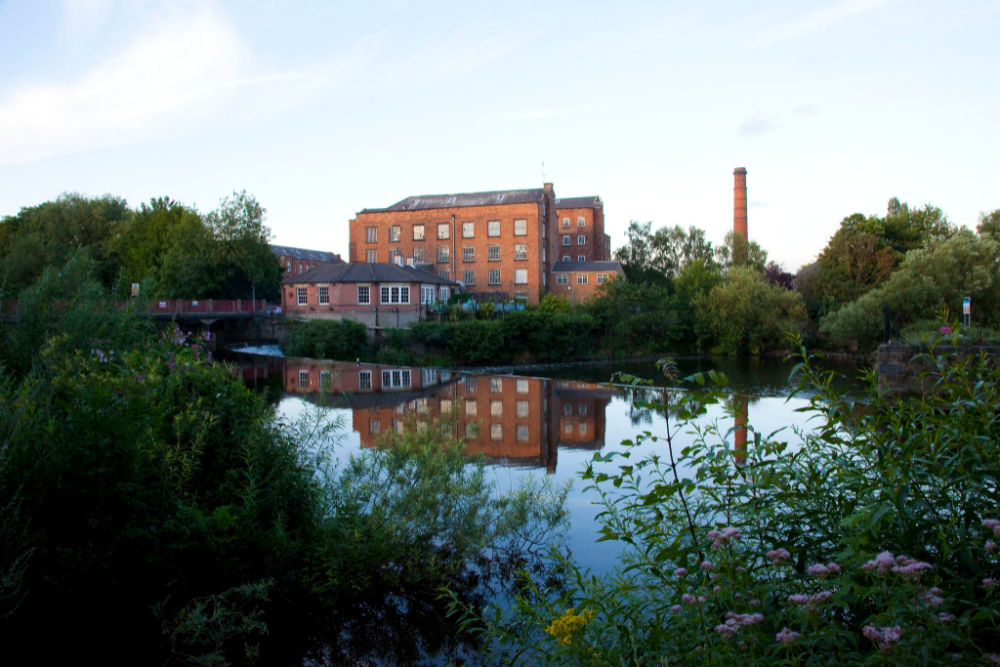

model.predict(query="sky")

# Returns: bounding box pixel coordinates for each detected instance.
[1,0,997,271]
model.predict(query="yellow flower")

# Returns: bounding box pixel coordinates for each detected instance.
[545,607,596,646]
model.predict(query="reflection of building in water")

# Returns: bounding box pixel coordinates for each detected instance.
[733,394,749,464]
[275,358,616,473]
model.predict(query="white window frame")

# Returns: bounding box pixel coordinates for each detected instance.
[381,369,412,388]
[487,220,500,237]
[578,216,586,227]
[488,269,501,286]
[463,270,475,285]
[366,249,377,263]
[462,221,475,238]
[319,370,331,390]
[413,247,425,263]
[490,423,503,441]
[561,217,570,228]
[357,285,371,304]
[298,370,309,387]
[318,285,329,305]
[556,274,568,285]
[359,370,372,389]
[490,400,503,417]
[514,269,527,285]
[437,246,449,263]
[514,219,527,236]
[577,235,586,245]
[562,235,571,246]
[421,285,435,305]
[389,225,401,242]
[577,274,588,284]
[437,223,450,240]
[365,226,377,243]
[516,424,529,442]
[297,287,308,305]
[597,274,608,284]
[516,400,529,417]
[514,243,527,261]
[462,246,475,262]
[413,224,425,241]
[380,285,410,304]
[488,245,501,262]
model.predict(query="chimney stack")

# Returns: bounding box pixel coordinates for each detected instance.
[733,167,748,265]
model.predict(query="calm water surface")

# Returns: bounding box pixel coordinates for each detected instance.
[236,353,861,576]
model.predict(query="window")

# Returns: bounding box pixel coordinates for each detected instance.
[490,377,503,392]
[421,286,435,304]
[597,273,608,284]
[577,274,588,284]
[369,418,380,434]
[514,269,527,285]
[359,370,372,389]
[463,270,475,285]
[514,243,527,260]
[366,249,377,263]
[561,217,570,228]
[578,216,586,227]
[490,423,503,441]
[516,400,529,417]
[440,399,452,413]
[319,370,331,390]
[389,225,401,242]
[577,235,586,245]
[563,404,572,416]
[562,255,570,262]
[393,419,404,434]
[357,285,371,304]
[514,290,528,301]
[381,369,412,388]
[562,235,571,246]
[414,398,429,414]
[462,247,475,262]
[556,274,568,285]
[488,269,500,285]
[437,223,449,239]
[298,370,309,387]
[297,287,307,305]
[488,245,500,262]
[490,400,503,417]
[465,423,478,438]
[487,220,500,237]
[516,424,529,442]
[318,286,329,305]
[516,378,529,393]
[514,219,527,236]
[413,247,425,262]
[413,224,425,241]
[580,423,588,435]
[462,221,475,238]
[365,226,377,243]
[440,286,449,302]
[438,270,449,280]
[422,367,438,385]
[389,249,402,264]
[465,399,477,416]
[380,285,410,304]
[564,422,573,434]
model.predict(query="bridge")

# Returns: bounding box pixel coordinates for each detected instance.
[0,298,283,325]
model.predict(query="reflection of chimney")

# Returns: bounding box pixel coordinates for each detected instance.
[734,395,748,465]
[733,167,748,262]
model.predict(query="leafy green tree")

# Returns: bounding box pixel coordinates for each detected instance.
[819,229,1000,348]
[714,231,768,272]
[614,221,717,285]
[585,279,688,355]
[284,319,369,360]
[977,209,1000,243]
[694,267,806,354]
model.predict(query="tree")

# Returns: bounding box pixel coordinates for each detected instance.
[614,221,718,285]
[819,230,1000,348]
[714,231,767,272]
[694,266,806,355]
[204,191,282,301]
[977,209,1000,243]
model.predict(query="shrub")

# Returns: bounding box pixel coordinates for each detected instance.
[283,318,368,360]
[477,347,1000,664]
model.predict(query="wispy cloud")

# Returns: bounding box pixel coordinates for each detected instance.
[756,0,894,46]
[0,6,251,165]
[739,114,779,137]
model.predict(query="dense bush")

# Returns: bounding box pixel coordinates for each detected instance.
[283,318,369,360]
[476,347,1000,664]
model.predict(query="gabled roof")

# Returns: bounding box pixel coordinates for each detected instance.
[284,262,457,285]
[270,245,342,263]
[551,260,624,273]
[555,196,602,209]
[360,188,547,213]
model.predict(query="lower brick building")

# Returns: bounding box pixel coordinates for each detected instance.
[548,261,625,304]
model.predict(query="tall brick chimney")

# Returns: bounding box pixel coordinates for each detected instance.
[733,167,748,265]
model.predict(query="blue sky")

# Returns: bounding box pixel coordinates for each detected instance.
[1,0,997,270]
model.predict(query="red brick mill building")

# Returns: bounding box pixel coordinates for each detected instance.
[347,184,621,305]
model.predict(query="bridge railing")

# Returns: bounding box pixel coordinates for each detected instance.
[1,299,273,317]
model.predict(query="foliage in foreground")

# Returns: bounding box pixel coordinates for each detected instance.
[476,347,1000,664]
[0,293,566,664]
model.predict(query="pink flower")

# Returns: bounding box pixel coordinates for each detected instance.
[735,566,745,573]
[749,598,761,607]
[776,627,801,645]
[809,591,832,605]
[806,564,829,576]
[674,567,688,577]
[713,585,722,592]
[700,560,714,571]
[891,557,932,582]
[788,594,809,605]
[987,541,997,551]
[937,612,956,623]
[766,548,791,564]
[983,577,997,589]
[862,551,896,574]
[714,623,739,638]
[681,594,697,606]
[826,562,841,574]
[863,625,904,652]
[670,605,682,614]
[707,526,742,549]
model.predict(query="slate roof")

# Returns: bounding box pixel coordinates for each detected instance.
[550,260,624,273]
[554,196,602,209]
[270,245,342,263]
[283,262,457,286]
[360,188,547,213]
